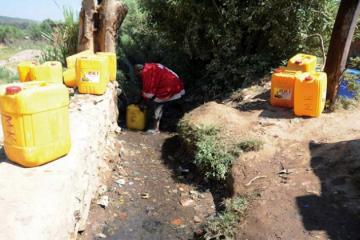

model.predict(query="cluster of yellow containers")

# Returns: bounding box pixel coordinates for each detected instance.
[0,50,117,167]
[270,53,327,117]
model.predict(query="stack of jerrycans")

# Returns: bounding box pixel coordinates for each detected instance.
[270,53,327,117]
[17,61,63,84]
[0,81,71,167]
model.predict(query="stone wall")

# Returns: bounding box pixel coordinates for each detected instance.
[0,82,119,240]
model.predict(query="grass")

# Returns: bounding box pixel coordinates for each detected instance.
[0,46,19,60]
[178,120,264,181]
[202,196,248,240]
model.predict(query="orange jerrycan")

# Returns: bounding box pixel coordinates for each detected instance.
[76,55,109,95]
[96,52,117,81]
[0,81,71,167]
[287,53,317,72]
[294,72,327,117]
[66,50,93,68]
[17,61,37,82]
[63,68,77,88]
[270,68,300,108]
[126,104,146,130]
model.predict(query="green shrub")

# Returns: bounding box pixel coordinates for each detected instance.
[0,67,18,84]
[348,57,360,70]
[178,120,263,181]
[0,25,24,43]
[203,196,248,240]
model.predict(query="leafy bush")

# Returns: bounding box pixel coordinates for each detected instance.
[135,0,338,99]
[0,67,18,84]
[348,57,360,70]
[0,25,24,43]
[203,196,248,240]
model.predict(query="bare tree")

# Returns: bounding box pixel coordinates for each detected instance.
[78,0,128,53]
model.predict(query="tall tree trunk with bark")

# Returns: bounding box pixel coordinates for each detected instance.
[324,0,360,109]
[78,0,128,53]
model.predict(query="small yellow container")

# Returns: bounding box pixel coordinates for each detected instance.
[126,104,146,130]
[63,68,77,88]
[0,81,71,167]
[270,68,300,108]
[66,50,93,68]
[96,52,117,81]
[76,55,109,95]
[17,61,37,82]
[294,72,327,117]
[287,53,317,72]
[32,61,63,83]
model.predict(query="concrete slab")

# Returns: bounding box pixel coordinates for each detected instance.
[0,82,119,240]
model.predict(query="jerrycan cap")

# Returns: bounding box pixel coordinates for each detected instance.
[295,60,302,65]
[305,75,313,81]
[274,68,284,73]
[6,86,22,95]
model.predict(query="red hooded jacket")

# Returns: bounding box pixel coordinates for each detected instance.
[141,63,185,102]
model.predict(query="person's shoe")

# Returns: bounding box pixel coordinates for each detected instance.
[145,129,160,135]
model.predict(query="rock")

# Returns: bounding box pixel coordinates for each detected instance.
[96,233,107,239]
[97,184,108,195]
[180,198,194,207]
[141,193,150,199]
[178,187,185,192]
[115,178,126,187]
[129,181,134,186]
[170,218,183,226]
[114,126,122,134]
[97,196,109,208]
[193,216,201,223]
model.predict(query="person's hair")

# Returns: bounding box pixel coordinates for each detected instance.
[134,64,144,75]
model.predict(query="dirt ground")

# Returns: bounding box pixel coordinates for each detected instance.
[80,82,360,240]
[226,84,360,240]
[78,130,228,240]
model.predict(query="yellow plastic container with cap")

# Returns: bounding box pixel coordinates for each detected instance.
[66,50,93,68]
[76,55,109,95]
[287,53,317,72]
[0,81,71,167]
[17,61,37,82]
[32,61,63,83]
[96,52,117,81]
[126,104,146,130]
[63,68,77,87]
[294,72,327,117]
[270,67,301,108]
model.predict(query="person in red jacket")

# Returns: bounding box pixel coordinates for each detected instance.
[134,63,185,134]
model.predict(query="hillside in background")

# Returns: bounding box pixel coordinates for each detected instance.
[0,16,36,29]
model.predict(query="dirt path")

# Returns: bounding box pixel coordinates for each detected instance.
[79,131,220,240]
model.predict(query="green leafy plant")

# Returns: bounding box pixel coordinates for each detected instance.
[203,196,248,240]
[41,7,79,65]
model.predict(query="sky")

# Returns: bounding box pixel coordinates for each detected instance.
[0,0,82,21]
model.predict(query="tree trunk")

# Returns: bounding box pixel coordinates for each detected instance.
[77,0,128,53]
[78,0,97,52]
[95,0,128,52]
[324,0,360,109]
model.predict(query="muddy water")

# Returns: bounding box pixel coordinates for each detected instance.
[79,131,217,240]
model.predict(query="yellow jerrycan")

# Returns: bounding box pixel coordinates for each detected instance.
[66,50,93,68]
[126,104,146,130]
[96,52,117,81]
[17,61,37,82]
[32,61,63,83]
[76,55,109,95]
[0,81,71,167]
[63,68,77,88]
[270,67,300,108]
[287,53,317,72]
[294,72,327,117]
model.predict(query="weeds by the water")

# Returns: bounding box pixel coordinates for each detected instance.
[178,120,263,181]
[202,196,248,240]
